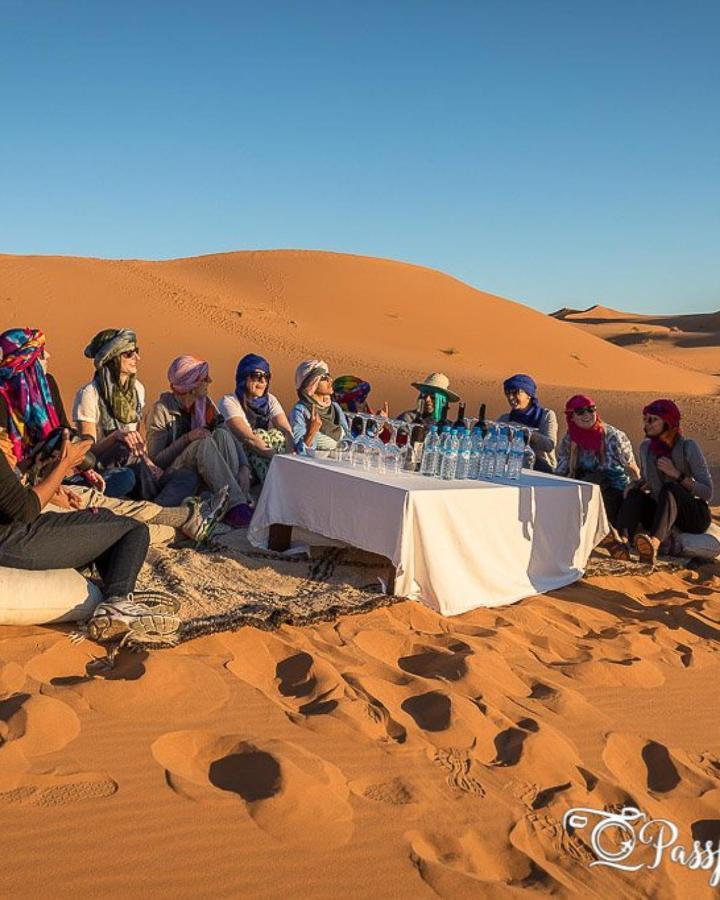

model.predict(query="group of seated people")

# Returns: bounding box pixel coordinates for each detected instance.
[0,326,714,637]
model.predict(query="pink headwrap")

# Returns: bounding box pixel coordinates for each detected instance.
[168,355,210,430]
[565,394,604,453]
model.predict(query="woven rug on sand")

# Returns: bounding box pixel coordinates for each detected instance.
[135,533,400,644]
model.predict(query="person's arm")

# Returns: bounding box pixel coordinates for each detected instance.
[679,441,713,501]
[531,409,557,454]
[554,433,571,475]
[617,430,641,481]
[0,434,91,523]
[146,401,191,469]
[289,404,320,455]
[270,410,293,452]
[225,415,274,457]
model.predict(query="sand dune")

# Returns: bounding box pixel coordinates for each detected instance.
[552,304,720,377]
[2,251,720,896]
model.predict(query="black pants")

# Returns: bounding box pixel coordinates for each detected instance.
[618,483,712,543]
[533,458,554,474]
[0,509,149,598]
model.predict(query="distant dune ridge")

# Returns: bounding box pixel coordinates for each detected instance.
[551,303,720,378]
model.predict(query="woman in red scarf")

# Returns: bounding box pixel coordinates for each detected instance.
[555,394,640,557]
[618,399,712,563]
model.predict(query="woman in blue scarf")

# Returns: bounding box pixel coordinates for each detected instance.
[497,374,558,473]
[219,353,293,483]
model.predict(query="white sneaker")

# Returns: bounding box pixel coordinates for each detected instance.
[86,592,181,645]
[181,485,231,545]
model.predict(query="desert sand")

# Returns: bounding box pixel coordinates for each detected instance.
[1,250,719,898]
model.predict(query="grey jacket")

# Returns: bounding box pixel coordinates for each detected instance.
[497,408,558,469]
[146,392,248,470]
[639,437,713,502]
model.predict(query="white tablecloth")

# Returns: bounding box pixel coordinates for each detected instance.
[248,455,608,616]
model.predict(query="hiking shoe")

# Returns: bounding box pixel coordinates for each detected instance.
[182,485,231,545]
[634,532,659,565]
[224,502,254,528]
[86,592,181,645]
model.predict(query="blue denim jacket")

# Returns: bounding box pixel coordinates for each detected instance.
[289,401,350,455]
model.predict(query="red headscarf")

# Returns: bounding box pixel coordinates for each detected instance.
[643,399,681,457]
[565,394,604,452]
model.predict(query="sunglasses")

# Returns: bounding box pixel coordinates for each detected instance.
[121,348,140,359]
[572,406,596,416]
[248,370,269,382]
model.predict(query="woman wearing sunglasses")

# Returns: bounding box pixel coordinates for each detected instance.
[219,354,292,484]
[555,394,640,556]
[289,359,349,454]
[73,328,154,499]
[617,399,712,563]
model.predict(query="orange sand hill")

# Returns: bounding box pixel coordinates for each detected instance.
[552,304,720,377]
[1,252,720,897]
[1,251,718,416]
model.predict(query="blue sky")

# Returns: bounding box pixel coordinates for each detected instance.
[1,1,718,314]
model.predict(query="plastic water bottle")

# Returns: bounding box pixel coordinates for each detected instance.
[455,428,472,479]
[494,425,510,479]
[439,429,459,480]
[507,431,525,481]
[420,425,440,476]
[479,425,497,478]
[468,426,483,480]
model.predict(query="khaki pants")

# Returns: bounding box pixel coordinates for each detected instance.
[169,427,246,507]
[47,487,175,546]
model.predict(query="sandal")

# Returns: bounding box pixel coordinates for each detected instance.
[634,532,658,565]
[607,540,631,561]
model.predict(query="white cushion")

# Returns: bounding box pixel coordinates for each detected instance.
[677,522,720,560]
[0,567,103,626]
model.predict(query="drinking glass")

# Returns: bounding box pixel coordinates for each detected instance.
[350,413,372,468]
[366,415,386,473]
[383,420,406,475]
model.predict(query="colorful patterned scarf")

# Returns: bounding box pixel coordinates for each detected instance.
[333,375,371,413]
[0,328,60,463]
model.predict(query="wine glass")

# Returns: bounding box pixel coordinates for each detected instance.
[383,420,406,475]
[522,427,537,471]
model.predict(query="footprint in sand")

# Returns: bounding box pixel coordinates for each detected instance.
[401,692,451,733]
[0,772,117,807]
[603,732,719,801]
[407,814,536,893]
[398,638,473,681]
[0,692,80,757]
[151,730,353,847]
[432,747,485,797]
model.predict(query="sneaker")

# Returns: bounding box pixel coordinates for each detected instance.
[224,502,254,528]
[86,592,181,645]
[181,485,231,545]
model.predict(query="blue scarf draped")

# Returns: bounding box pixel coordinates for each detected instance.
[235,353,272,430]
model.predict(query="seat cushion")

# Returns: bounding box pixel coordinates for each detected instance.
[0,567,103,625]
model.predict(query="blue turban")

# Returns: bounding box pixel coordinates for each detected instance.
[503,374,537,397]
[235,353,272,429]
[503,374,544,428]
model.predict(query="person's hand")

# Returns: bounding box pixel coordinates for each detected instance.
[141,455,164,481]
[187,427,210,443]
[377,401,389,418]
[238,465,251,495]
[306,407,322,441]
[51,485,83,510]
[85,469,106,493]
[59,432,94,471]
[116,430,145,452]
[657,457,681,480]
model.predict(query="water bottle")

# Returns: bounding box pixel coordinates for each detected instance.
[455,428,472,479]
[494,425,510,479]
[479,425,497,478]
[420,425,440,477]
[468,426,483,479]
[439,429,459,480]
[507,431,525,481]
